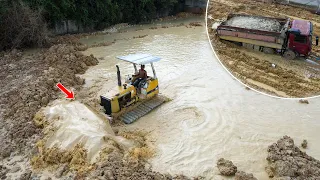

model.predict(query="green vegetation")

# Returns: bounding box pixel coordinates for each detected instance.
[24,0,180,28]
[0,1,48,50]
[0,0,182,50]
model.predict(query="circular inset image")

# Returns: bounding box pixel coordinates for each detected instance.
[206,0,320,98]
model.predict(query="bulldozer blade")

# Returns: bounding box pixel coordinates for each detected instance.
[120,97,165,124]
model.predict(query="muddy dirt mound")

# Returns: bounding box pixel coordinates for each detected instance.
[235,171,257,180]
[0,44,98,159]
[216,158,257,179]
[31,142,94,175]
[301,139,308,149]
[90,152,179,180]
[217,158,237,176]
[30,126,196,179]
[90,151,198,180]
[265,136,320,179]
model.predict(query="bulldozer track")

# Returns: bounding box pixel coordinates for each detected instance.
[120,96,166,124]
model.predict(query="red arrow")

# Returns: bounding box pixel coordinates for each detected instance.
[56,83,74,99]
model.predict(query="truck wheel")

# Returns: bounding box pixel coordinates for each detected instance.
[243,43,254,49]
[253,45,260,52]
[263,47,274,54]
[283,50,296,60]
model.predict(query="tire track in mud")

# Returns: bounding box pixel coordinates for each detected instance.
[207,0,320,97]
[216,42,320,96]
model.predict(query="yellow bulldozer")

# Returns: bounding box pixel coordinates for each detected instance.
[100,54,165,124]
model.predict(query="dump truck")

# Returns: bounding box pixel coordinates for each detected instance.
[100,54,166,124]
[216,14,313,60]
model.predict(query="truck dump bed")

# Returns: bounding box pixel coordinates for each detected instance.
[217,14,290,49]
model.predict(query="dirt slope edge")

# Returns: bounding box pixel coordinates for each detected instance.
[0,44,98,159]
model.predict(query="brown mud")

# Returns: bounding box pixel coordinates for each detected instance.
[0,44,98,158]
[87,130,200,180]
[0,43,98,179]
[235,171,257,180]
[217,136,320,179]
[265,136,320,179]
[217,158,237,176]
[217,158,258,179]
[29,128,191,180]
[207,0,320,98]
[31,142,94,175]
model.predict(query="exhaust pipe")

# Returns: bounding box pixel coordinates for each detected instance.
[116,65,121,87]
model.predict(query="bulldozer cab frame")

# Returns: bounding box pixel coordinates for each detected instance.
[117,53,160,79]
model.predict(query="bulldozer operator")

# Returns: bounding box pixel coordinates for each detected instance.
[133,65,147,88]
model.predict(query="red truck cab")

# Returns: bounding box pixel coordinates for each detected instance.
[287,19,313,57]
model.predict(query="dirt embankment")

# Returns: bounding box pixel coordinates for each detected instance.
[266,136,320,179]
[216,158,257,179]
[0,38,99,180]
[207,0,320,97]
[0,42,98,158]
[217,136,320,179]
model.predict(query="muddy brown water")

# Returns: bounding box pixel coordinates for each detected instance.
[43,17,320,179]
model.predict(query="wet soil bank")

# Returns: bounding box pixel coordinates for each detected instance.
[207,0,320,98]
[266,136,320,179]
[0,43,98,157]
[0,42,98,179]
[216,136,320,179]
